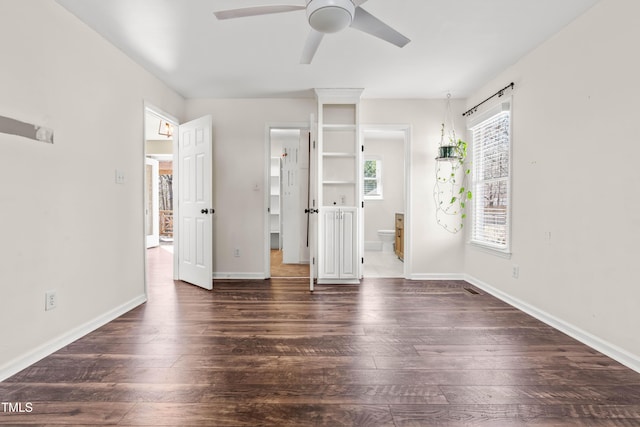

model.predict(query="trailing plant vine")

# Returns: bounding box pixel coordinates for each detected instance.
[433,101,472,233]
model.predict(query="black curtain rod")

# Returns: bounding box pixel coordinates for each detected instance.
[462,82,514,117]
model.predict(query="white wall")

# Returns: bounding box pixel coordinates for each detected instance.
[146,139,173,155]
[4,0,636,383]
[464,0,640,368]
[185,99,316,278]
[185,97,468,278]
[0,1,184,378]
[362,99,468,277]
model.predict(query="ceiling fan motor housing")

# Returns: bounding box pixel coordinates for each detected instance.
[307,0,355,33]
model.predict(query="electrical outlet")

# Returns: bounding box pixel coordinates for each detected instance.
[233,248,240,257]
[512,265,520,279]
[45,290,57,311]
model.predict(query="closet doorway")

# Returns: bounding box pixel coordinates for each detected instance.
[266,127,311,278]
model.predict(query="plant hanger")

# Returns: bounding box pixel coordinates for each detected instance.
[433,93,471,233]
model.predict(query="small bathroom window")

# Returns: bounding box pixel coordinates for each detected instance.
[364,157,383,200]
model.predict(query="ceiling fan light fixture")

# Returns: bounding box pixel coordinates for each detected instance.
[307,0,355,34]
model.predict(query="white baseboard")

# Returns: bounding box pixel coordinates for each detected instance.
[317,278,360,285]
[213,272,267,280]
[465,274,640,374]
[0,294,147,382]
[409,273,466,280]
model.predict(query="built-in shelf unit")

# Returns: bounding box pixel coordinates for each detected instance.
[270,156,281,249]
[315,89,363,284]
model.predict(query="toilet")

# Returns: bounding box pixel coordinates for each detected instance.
[377,230,395,253]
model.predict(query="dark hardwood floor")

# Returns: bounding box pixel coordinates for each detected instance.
[2,246,640,426]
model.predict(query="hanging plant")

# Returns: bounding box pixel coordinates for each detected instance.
[433,95,472,233]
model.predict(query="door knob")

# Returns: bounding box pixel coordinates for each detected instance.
[201,208,210,214]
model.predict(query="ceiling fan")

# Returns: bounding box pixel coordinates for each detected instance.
[213,0,411,64]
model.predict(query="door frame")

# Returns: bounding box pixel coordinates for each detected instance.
[360,124,412,279]
[263,122,309,279]
[145,157,160,248]
[143,102,180,296]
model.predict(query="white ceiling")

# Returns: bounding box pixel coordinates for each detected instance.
[56,0,600,99]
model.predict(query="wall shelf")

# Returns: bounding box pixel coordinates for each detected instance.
[270,156,281,249]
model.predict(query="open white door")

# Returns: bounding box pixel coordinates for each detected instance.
[308,115,318,292]
[281,130,301,264]
[145,157,160,248]
[177,115,213,290]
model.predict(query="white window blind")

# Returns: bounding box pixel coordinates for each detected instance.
[471,108,511,251]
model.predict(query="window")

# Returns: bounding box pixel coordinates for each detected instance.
[363,158,383,199]
[470,101,511,252]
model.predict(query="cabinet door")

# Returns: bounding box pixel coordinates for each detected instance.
[319,208,339,279]
[339,208,358,278]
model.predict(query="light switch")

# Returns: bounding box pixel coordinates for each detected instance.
[115,169,125,184]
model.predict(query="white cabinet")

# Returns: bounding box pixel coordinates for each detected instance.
[315,89,362,284]
[319,207,358,280]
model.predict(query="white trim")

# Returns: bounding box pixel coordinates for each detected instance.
[468,241,512,259]
[465,274,640,374]
[0,295,147,382]
[466,98,511,129]
[317,278,361,285]
[213,272,267,280]
[409,273,466,281]
[314,88,364,104]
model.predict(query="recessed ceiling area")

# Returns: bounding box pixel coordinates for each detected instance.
[55,0,600,99]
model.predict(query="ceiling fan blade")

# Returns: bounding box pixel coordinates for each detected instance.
[353,0,369,6]
[300,29,324,64]
[350,7,410,48]
[214,5,305,20]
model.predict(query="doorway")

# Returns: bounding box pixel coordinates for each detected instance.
[144,106,177,290]
[266,126,311,278]
[361,126,410,278]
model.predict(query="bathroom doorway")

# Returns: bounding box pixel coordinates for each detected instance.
[362,127,409,278]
